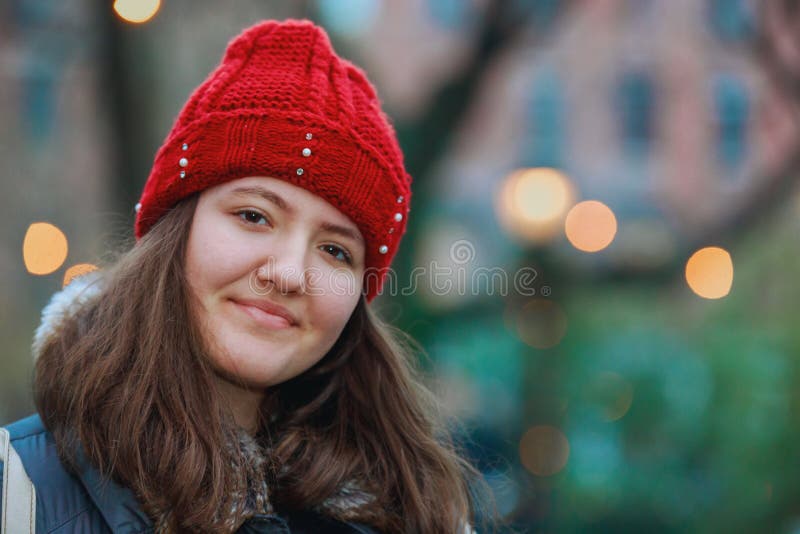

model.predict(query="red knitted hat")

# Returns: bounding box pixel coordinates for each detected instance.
[134,19,411,303]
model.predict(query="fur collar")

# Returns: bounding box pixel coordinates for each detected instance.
[32,270,104,361]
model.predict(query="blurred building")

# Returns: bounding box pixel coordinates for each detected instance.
[351,0,796,275]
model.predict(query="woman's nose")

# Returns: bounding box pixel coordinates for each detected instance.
[254,247,308,296]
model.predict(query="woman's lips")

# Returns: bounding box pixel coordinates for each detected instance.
[232,300,295,330]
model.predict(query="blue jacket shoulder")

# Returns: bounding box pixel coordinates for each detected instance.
[2,414,114,533]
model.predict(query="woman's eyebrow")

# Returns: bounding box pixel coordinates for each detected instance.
[229,186,294,215]
[319,221,364,245]
[228,185,364,245]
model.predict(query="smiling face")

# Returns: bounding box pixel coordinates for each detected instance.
[185,176,365,389]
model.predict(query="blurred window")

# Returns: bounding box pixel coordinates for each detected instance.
[524,69,565,168]
[707,0,754,42]
[315,0,380,36]
[712,72,749,168]
[525,0,560,29]
[615,71,656,158]
[426,0,473,30]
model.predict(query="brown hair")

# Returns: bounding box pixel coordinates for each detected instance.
[34,195,494,532]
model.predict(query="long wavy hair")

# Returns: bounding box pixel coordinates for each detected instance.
[34,194,493,533]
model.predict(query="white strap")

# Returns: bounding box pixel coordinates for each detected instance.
[0,428,36,534]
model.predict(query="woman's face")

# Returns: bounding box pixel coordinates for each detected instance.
[185,176,365,388]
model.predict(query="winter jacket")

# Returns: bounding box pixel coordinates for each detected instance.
[0,416,380,534]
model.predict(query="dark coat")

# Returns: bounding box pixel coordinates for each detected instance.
[0,414,379,533]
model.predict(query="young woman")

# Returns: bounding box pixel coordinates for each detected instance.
[1,19,488,533]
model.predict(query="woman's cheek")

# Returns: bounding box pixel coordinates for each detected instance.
[314,265,362,300]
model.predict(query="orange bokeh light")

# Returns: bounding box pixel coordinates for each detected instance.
[519,425,570,476]
[113,0,161,24]
[63,263,99,287]
[496,168,576,243]
[23,222,68,275]
[515,299,568,349]
[685,247,733,299]
[565,200,617,253]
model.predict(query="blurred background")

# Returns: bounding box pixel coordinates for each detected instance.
[3,0,800,532]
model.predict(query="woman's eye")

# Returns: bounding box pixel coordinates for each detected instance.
[321,244,353,265]
[236,209,269,226]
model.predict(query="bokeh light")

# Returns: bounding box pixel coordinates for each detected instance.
[515,299,568,349]
[495,167,576,243]
[113,0,161,24]
[414,222,477,310]
[519,425,570,476]
[588,372,634,422]
[565,200,618,253]
[685,246,734,299]
[63,263,98,287]
[23,222,68,275]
